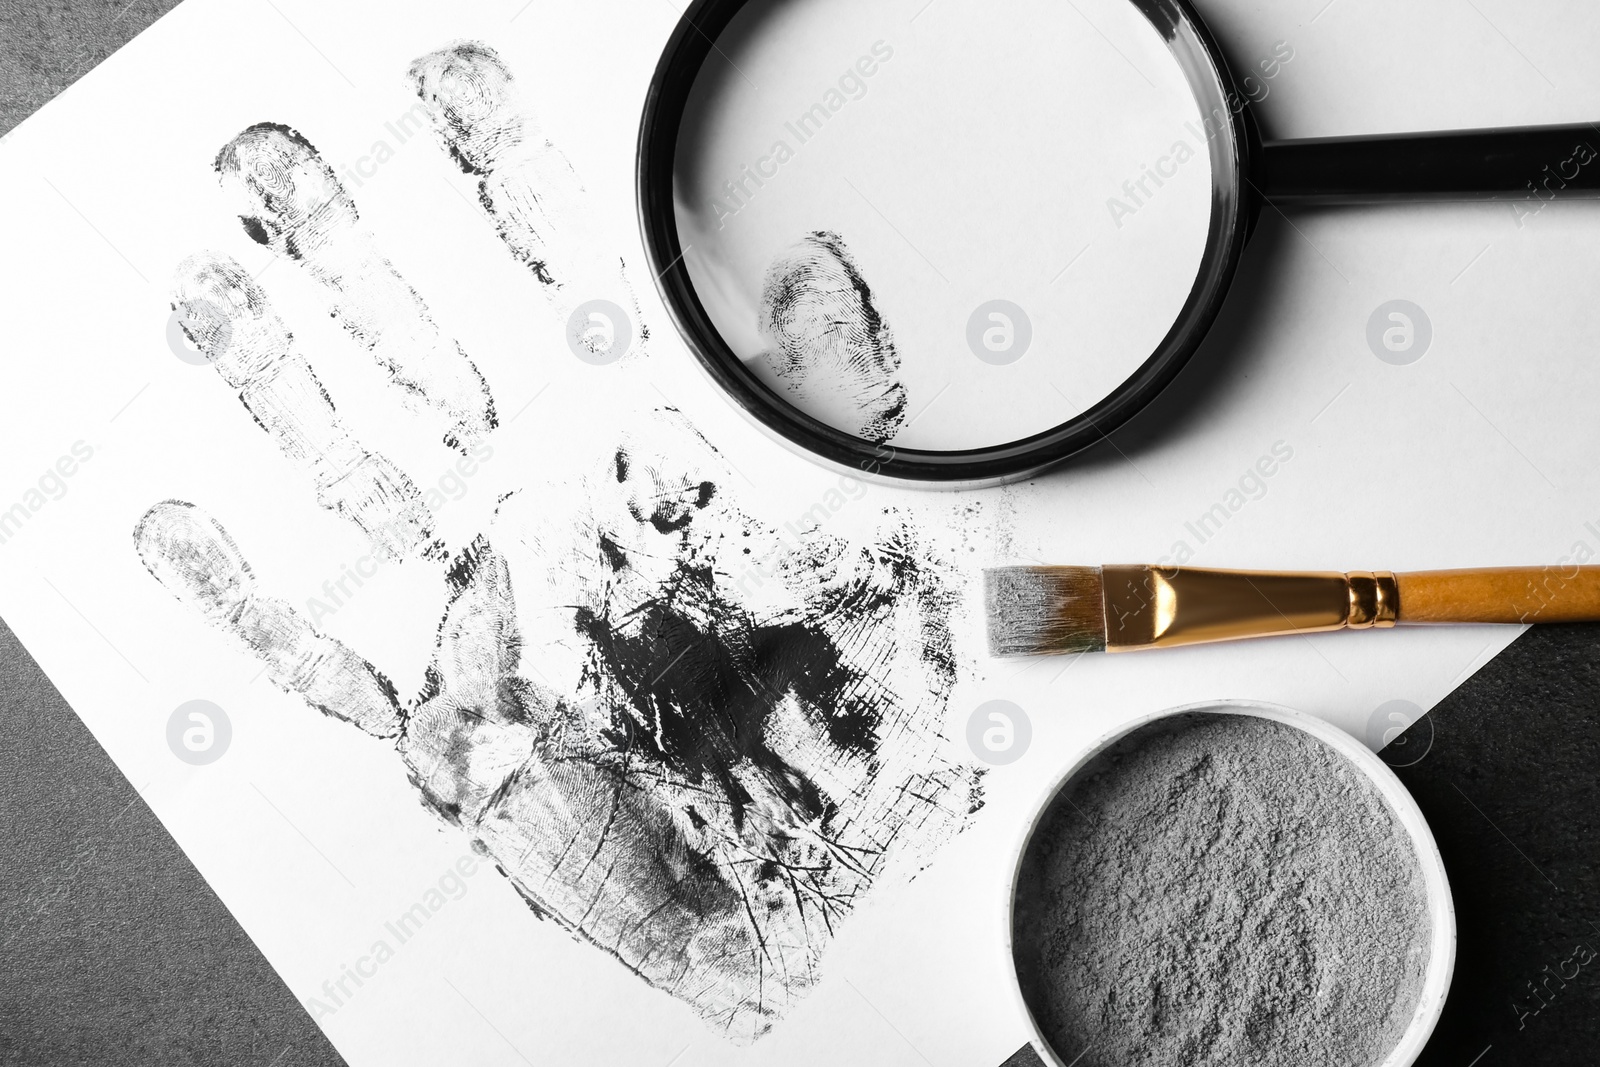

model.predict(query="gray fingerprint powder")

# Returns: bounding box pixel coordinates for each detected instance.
[1012,714,1432,1067]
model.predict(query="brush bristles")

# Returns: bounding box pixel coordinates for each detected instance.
[984,566,1107,657]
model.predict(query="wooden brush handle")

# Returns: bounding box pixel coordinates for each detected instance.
[1397,567,1600,624]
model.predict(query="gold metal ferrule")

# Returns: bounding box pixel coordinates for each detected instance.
[1101,566,1398,652]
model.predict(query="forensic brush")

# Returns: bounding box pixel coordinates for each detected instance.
[984,564,1600,656]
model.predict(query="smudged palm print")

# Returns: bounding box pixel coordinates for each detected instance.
[142,41,977,1044]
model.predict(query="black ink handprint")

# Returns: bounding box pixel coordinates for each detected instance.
[141,46,978,1045]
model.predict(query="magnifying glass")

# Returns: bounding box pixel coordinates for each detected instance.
[638,0,1599,486]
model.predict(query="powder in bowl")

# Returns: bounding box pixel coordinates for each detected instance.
[1011,713,1432,1067]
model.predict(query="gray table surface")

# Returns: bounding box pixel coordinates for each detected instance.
[2,4,1597,1066]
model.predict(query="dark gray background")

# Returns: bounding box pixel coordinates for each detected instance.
[1,4,1596,1066]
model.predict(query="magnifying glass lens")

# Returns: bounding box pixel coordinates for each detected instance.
[673,0,1216,452]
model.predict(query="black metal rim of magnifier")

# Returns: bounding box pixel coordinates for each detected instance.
[637,0,1258,486]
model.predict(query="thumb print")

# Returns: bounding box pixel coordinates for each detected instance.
[758,231,907,443]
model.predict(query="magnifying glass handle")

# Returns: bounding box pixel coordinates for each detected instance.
[1258,122,1600,204]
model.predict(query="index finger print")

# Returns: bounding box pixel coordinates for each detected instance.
[408,42,647,361]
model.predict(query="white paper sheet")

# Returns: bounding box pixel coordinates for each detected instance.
[2,0,1598,1063]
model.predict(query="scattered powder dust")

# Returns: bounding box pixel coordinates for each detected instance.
[1012,713,1433,1067]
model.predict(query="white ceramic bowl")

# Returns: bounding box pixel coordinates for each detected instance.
[1003,699,1456,1067]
